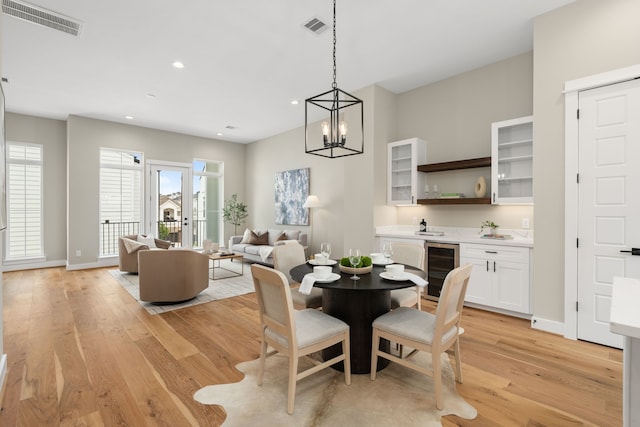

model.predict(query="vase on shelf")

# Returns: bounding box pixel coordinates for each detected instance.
[475,176,487,198]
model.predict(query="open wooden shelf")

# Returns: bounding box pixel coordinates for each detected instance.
[417,157,491,173]
[417,197,491,205]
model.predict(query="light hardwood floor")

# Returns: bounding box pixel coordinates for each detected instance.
[0,267,622,426]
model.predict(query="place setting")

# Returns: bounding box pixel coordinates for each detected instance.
[379,262,428,288]
[307,242,338,266]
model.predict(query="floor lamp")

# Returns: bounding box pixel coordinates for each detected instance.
[303,195,322,254]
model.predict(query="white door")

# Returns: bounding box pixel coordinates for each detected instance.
[147,161,193,248]
[577,78,640,348]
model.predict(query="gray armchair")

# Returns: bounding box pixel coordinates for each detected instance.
[138,249,209,303]
[118,234,172,273]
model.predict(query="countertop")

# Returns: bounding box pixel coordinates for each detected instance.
[375,225,534,248]
[610,276,640,339]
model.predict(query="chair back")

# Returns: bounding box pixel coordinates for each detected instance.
[390,242,425,270]
[433,263,473,345]
[272,242,306,284]
[251,264,296,346]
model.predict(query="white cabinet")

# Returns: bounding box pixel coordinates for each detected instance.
[387,138,426,205]
[460,243,531,315]
[491,116,533,204]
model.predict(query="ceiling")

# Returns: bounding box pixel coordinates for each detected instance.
[2,0,574,144]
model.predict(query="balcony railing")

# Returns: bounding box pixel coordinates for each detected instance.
[100,220,208,256]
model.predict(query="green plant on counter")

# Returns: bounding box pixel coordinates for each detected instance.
[479,220,499,234]
[340,256,372,268]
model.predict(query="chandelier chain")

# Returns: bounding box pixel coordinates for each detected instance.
[332,0,337,89]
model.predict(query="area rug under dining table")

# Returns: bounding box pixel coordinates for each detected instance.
[109,259,255,315]
[194,352,477,426]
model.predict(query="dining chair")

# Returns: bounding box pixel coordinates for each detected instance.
[251,264,351,414]
[389,242,426,310]
[370,263,473,410]
[272,241,323,309]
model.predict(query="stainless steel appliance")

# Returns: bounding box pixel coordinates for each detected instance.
[424,242,460,300]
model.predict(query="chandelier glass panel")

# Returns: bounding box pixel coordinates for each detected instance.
[305,0,364,158]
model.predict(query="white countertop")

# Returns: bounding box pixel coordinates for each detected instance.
[611,276,640,339]
[375,225,534,248]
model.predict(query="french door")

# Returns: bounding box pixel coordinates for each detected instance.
[146,161,193,248]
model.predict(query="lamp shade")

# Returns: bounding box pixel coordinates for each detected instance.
[303,195,322,208]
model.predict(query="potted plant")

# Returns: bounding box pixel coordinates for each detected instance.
[480,220,499,235]
[223,194,249,236]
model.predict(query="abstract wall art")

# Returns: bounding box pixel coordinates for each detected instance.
[274,168,309,225]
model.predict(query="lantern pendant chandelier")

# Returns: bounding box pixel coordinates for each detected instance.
[305,0,364,158]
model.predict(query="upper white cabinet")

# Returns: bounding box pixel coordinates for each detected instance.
[491,116,533,204]
[387,138,426,205]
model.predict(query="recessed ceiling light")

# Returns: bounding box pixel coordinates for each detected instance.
[172,61,185,69]
[291,100,299,105]
[124,115,134,120]
[216,132,223,137]
[146,93,156,99]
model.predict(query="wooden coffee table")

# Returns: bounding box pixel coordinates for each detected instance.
[207,252,244,280]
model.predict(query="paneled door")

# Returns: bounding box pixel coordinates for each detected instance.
[577,78,640,348]
[147,161,193,248]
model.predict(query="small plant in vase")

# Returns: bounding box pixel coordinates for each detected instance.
[480,220,499,236]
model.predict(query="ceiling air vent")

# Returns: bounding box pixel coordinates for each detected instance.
[303,17,328,35]
[2,0,83,37]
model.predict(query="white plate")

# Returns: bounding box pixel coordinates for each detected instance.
[379,271,409,281]
[311,272,341,283]
[308,259,338,266]
[372,259,393,266]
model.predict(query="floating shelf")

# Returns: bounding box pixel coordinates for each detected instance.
[417,197,491,205]
[417,157,491,173]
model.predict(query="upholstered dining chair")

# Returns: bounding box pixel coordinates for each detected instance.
[272,241,323,309]
[389,242,426,310]
[251,264,351,414]
[370,263,473,410]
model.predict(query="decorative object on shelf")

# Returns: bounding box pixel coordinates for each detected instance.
[275,168,310,225]
[223,194,249,236]
[475,176,487,198]
[419,218,427,232]
[479,220,499,235]
[305,0,363,159]
[440,193,465,199]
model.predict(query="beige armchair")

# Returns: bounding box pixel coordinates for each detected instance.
[118,235,172,273]
[138,249,209,303]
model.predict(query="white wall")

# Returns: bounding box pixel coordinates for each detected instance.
[532,0,640,322]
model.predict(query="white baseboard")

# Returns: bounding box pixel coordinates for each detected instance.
[2,259,66,272]
[66,257,118,271]
[531,316,565,336]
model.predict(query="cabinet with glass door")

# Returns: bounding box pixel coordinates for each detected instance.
[491,116,533,204]
[387,138,426,205]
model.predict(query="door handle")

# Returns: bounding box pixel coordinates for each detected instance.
[620,248,640,256]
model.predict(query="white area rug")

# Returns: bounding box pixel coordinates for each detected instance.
[194,352,477,426]
[109,259,255,315]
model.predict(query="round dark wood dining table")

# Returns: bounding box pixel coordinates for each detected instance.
[290,262,427,374]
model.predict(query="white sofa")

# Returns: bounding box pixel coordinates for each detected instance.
[229,228,307,265]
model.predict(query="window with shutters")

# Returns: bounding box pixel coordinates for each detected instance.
[99,148,143,256]
[6,142,43,259]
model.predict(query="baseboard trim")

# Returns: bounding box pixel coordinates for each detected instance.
[66,258,118,271]
[531,316,565,336]
[2,259,66,272]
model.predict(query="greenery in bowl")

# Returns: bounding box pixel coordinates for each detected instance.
[339,256,372,268]
[479,220,499,234]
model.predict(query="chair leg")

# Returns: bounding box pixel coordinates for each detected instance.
[453,338,463,383]
[370,330,380,380]
[287,356,298,415]
[343,331,352,385]
[433,352,443,410]
[257,339,267,386]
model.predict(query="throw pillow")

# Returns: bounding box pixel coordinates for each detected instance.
[276,232,287,242]
[240,228,252,244]
[122,238,149,254]
[284,230,300,241]
[248,230,269,245]
[138,234,157,248]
